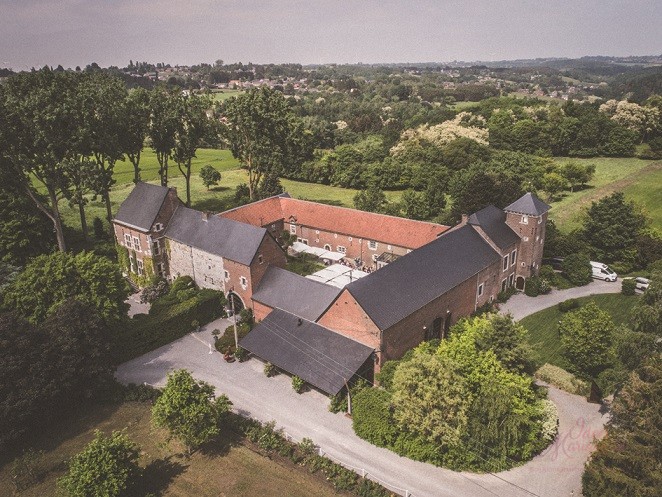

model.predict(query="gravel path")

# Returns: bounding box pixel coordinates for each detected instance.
[116,317,608,497]
[499,278,621,321]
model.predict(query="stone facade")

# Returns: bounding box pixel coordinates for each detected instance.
[504,210,548,280]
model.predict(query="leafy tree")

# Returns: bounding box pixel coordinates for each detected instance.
[401,190,430,220]
[152,369,231,454]
[631,272,662,337]
[582,192,647,264]
[560,160,595,192]
[171,95,214,206]
[58,430,140,497]
[352,388,397,446]
[0,183,54,265]
[2,251,129,324]
[222,87,311,200]
[123,87,151,184]
[559,301,615,377]
[353,182,387,213]
[561,252,593,286]
[257,170,284,199]
[199,164,222,190]
[541,171,569,201]
[582,356,662,497]
[0,300,113,451]
[149,88,180,186]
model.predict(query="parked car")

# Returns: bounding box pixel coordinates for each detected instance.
[635,277,651,292]
[590,261,617,282]
[542,257,565,271]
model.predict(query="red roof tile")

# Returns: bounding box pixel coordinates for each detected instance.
[219,195,448,250]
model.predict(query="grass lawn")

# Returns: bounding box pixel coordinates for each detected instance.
[208,89,244,102]
[0,402,345,497]
[547,157,660,231]
[519,293,640,368]
[286,254,326,276]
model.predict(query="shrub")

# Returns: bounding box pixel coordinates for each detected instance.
[263,362,277,377]
[525,277,541,297]
[234,347,248,362]
[140,279,169,304]
[621,278,636,295]
[558,298,580,312]
[92,216,107,240]
[352,388,397,446]
[375,360,399,391]
[10,448,46,493]
[537,398,559,444]
[239,308,255,327]
[539,279,551,294]
[496,286,517,303]
[215,322,251,353]
[534,363,590,396]
[292,375,305,393]
[562,253,593,286]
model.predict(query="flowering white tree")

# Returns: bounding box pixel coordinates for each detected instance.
[599,99,661,141]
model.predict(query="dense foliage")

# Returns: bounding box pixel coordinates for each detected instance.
[0,300,113,452]
[152,369,231,454]
[353,314,554,471]
[58,430,140,497]
[2,251,129,324]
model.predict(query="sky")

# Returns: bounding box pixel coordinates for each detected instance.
[1,0,661,70]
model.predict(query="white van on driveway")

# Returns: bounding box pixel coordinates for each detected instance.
[590,261,617,282]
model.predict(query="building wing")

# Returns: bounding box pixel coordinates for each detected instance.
[114,182,170,231]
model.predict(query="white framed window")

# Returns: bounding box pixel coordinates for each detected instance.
[224,270,229,280]
[240,276,247,289]
[137,259,144,276]
[289,224,296,234]
[271,223,276,231]
[258,255,264,264]
[540,237,544,244]
[538,217,542,224]
[337,245,346,254]
[133,236,141,251]
[334,233,338,238]
[152,241,160,256]
[297,238,308,245]
[324,244,331,251]
[521,215,529,224]
[501,279,507,292]
[315,230,320,234]
[129,255,135,273]
[368,240,377,250]
[157,262,166,277]
[477,283,484,297]
[523,236,529,242]
[521,261,526,267]
[372,254,378,262]
[510,249,517,267]
[503,255,509,271]
[154,223,163,232]
[124,233,132,246]
[536,235,540,242]
[508,273,515,287]
[348,236,353,242]
[387,245,392,251]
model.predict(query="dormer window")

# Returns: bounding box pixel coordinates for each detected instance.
[368,240,377,250]
[289,224,296,235]
[154,223,164,232]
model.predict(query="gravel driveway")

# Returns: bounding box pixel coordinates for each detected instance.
[499,278,621,320]
[116,317,608,497]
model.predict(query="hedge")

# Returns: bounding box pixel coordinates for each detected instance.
[113,289,224,363]
[352,388,397,447]
[534,363,590,396]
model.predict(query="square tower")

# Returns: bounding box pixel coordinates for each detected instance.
[504,193,550,279]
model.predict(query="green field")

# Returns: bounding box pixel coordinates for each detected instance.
[519,293,639,368]
[208,89,244,102]
[547,157,660,231]
[0,402,344,497]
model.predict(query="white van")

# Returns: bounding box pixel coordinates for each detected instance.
[590,261,617,282]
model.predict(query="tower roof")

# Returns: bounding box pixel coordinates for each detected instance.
[504,193,550,217]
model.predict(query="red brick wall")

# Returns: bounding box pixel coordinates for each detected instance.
[223,259,253,309]
[252,301,274,322]
[249,234,287,295]
[505,212,548,278]
[317,289,381,350]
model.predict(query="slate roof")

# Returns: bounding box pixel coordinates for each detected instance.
[239,309,374,396]
[468,205,521,250]
[114,182,170,231]
[504,193,551,217]
[252,266,342,321]
[164,206,267,266]
[219,195,449,250]
[345,225,501,331]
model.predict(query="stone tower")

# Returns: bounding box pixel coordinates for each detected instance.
[504,193,551,280]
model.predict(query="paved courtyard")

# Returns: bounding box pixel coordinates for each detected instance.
[117,317,607,497]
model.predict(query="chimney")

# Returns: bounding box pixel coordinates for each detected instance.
[460,214,469,225]
[202,211,210,221]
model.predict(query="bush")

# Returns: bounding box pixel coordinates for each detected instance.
[215,322,251,354]
[113,289,225,363]
[496,286,517,303]
[621,278,636,295]
[562,253,592,286]
[537,398,559,444]
[263,362,277,377]
[558,298,581,312]
[525,277,542,297]
[92,216,107,240]
[292,375,305,393]
[534,363,590,396]
[140,279,169,304]
[375,360,399,391]
[234,347,248,362]
[352,388,397,446]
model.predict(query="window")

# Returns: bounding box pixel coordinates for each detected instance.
[324,244,331,251]
[538,217,542,224]
[271,223,276,231]
[521,215,529,224]
[337,246,346,254]
[503,255,509,271]
[152,241,160,256]
[289,224,296,235]
[387,245,392,251]
[508,273,515,287]
[510,249,517,267]
[157,263,166,277]
[297,238,308,245]
[137,259,144,276]
[334,233,338,238]
[523,236,529,242]
[224,270,229,280]
[258,255,263,264]
[240,276,247,289]
[368,240,377,250]
[133,236,141,251]
[124,233,132,246]
[154,223,163,231]
[372,254,379,262]
[501,279,507,292]
[348,236,353,242]
[315,230,320,234]
[477,283,484,297]
[129,255,135,273]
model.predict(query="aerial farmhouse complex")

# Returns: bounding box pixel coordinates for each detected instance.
[113,183,549,395]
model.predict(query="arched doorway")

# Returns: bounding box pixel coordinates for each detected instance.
[516,276,526,291]
[227,292,245,316]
